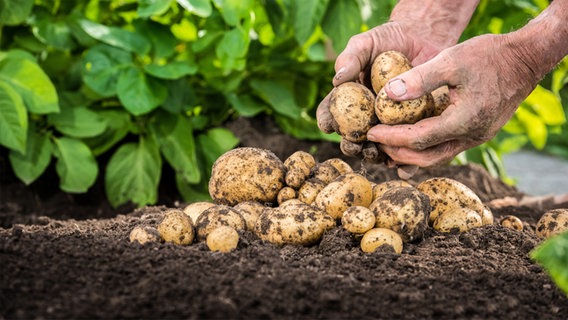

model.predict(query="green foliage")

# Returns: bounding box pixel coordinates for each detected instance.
[531,232,568,296]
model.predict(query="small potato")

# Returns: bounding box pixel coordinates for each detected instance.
[341,206,376,234]
[129,226,161,244]
[314,173,373,220]
[370,51,412,93]
[297,178,326,205]
[322,158,353,175]
[500,215,524,231]
[372,180,413,201]
[158,209,195,245]
[482,206,494,225]
[277,186,297,205]
[535,208,568,239]
[432,85,450,116]
[369,186,430,242]
[284,151,316,189]
[183,201,216,224]
[360,228,403,254]
[233,201,266,231]
[195,205,246,241]
[329,82,378,143]
[255,203,335,246]
[417,177,484,225]
[374,87,435,125]
[432,207,482,233]
[209,147,286,206]
[206,226,239,253]
[340,138,363,157]
[311,162,341,185]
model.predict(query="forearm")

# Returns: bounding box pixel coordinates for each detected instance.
[390,0,480,47]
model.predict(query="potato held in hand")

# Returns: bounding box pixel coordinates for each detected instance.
[209,147,286,206]
[371,51,412,93]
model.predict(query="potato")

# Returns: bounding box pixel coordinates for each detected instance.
[195,205,246,241]
[482,205,494,225]
[158,209,195,245]
[360,228,403,254]
[374,87,435,125]
[341,206,376,234]
[329,82,378,143]
[535,208,568,239]
[371,51,412,93]
[372,180,413,201]
[432,85,451,116]
[417,177,484,225]
[279,199,307,207]
[297,178,326,205]
[206,226,239,253]
[369,186,430,242]
[322,158,353,175]
[129,226,161,244]
[255,202,335,246]
[233,201,266,231]
[209,147,286,206]
[183,201,216,224]
[277,186,297,205]
[311,162,341,185]
[432,207,482,233]
[314,173,373,220]
[500,215,523,231]
[284,151,316,189]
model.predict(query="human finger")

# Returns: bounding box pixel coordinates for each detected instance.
[316,92,336,134]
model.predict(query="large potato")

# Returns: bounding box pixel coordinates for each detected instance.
[374,87,435,125]
[369,186,430,242]
[370,51,412,93]
[314,173,373,220]
[195,205,247,241]
[209,147,286,206]
[360,228,403,254]
[417,177,484,225]
[329,82,378,143]
[255,202,335,246]
[433,207,482,233]
[535,208,568,239]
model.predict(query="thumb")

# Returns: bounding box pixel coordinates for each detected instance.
[384,58,448,101]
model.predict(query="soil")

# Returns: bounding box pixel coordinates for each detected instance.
[1,115,567,319]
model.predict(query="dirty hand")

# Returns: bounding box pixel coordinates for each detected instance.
[367,3,568,167]
[317,0,479,168]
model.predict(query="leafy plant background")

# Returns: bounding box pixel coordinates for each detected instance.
[0,0,566,208]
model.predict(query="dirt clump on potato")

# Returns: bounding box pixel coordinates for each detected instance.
[129,226,161,245]
[360,227,403,254]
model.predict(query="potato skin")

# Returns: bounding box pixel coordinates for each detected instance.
[432,86,451,116]
[372,180,413,201]
[341,206,376,234]
[433,207,482,233]
[255,203,335,246]
[535,208,568,239]
[322,158,353,175]
[233,201,266,231]
[360,228,403,254]
[329,82,378,143]
[371,51,412,93]
[183,201,216,224]
[158,209,195,245]
[314,173,373,220]
[284,151,316,189]
[209,147,286,206]
[195,205,247,241]
[311,162,341,185]
[375,87,435,125]
[206,226,239,253]
[500,215,524,231]
[129,226,161,244]
[297,178,326,205]
[277,186,297,205]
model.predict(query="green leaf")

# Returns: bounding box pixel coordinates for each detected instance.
[149,112,201,183]
[291,0,329,45]
[143,61,197,79]
[0,49,36,62]
[76,18,151,54]
[524,85,566,126]
[82,44,133,97]
[196,127,239,169]
[133,20,178,58]
[162,79,197,114]
[105,136,162,207]
[176,174,212,202]
[212,0,253,26]
[32,13,76,50]
[250,79,302,119]
[322,0,362,54]
[83,109,131,156]
[9,127,52,185]
[138,0,173,18]
[275,113,341,142]
[48,105,107,138]
[0,0,33,25]
[516,107,548,149]
[216,26,250,59]
[531,231,568,295]
[226,93,266,117]
[177,0,212,18]
[0,81,28,153]
[0,58,59,114]
[53,137,98,193]
[117,66,168,115]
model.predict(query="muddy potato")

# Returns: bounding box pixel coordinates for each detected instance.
[417,177,484,225]
[433,207,482,233]
[129,226,161,244]
[371,51,412,93]
[183,201,216,224]
[369,186,430,242]
[374,87,435,125]
[158,209,195,245]
[311,162,341,185]
[284,151,316,189]
[255,203,335,246]
[209,147,286,206]
[329,82,378,143]
[297,178,327,205]
[482,205,495,225]
[322,158,353,175]
[360,228,403,254]
[233,201,266,231]
[195,205,247,241]
[341,206,376,234]
[206,226,239,253]
[500,215,523,231]
[314,173,373,220]
[372,180,413,201]
[432,86,451,116]
[535,208,568,239]
[277,186,297,205]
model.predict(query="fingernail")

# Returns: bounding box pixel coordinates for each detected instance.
[389,79,407,97]
[334,67,346,81]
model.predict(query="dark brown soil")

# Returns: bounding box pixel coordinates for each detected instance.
[1,116,567,319]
